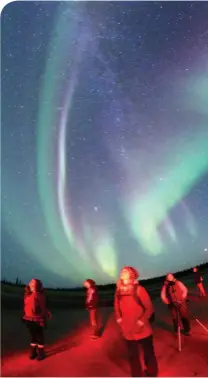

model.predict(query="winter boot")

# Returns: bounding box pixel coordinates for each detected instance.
[144,370,155,377]
[91,326,100,339]
[29,344,37,360]
[37,346,45,360]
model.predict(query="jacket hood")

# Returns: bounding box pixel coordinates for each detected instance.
[85,279,96,287]
[28,278,43,292]
[119,266,139,280]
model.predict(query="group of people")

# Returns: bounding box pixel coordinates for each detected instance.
[22,266,206,376]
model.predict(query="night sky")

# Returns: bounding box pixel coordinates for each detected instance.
[2,1,208,288]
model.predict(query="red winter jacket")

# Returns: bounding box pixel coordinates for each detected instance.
[114,282,154,340]
[161,280,188,305]
[23,291,48,324]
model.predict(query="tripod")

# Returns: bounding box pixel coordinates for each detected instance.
[171,286,208,352]
[175,301,182,352]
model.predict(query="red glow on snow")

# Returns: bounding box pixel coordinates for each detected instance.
[1,295,208,377]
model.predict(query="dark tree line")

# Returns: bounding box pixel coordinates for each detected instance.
[1,262,207,291]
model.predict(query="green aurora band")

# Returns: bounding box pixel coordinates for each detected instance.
[37,3,208,276]
[125,132,208,255]
[36,3,118,281]
[3,3,207,284]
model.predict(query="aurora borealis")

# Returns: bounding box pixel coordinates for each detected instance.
[2,1,208,287]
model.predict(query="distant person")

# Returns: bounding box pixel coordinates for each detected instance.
[83,279,99,339]
[22,279,52,360]
[114,266,158,377]
[193,267,206,297]
[161,273,191,336]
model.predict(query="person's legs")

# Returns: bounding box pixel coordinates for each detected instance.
[197,283,203,296]
[89,309,99,338]
[169,304,178,332]
[35,323,45,360]
[179,303,191,335]
[142,335,158,377]
[126,340,143,377]
[26,321,38,359]
[197,282,206,296]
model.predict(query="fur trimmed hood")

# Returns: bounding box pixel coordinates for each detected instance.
[85,279,96,287]
[116,266,139,295]
[28,278,43,292]
[120,266,139,280]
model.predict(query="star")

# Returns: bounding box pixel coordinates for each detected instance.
[1,0,208,288]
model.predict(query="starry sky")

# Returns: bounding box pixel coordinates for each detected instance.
[2,1,208,288]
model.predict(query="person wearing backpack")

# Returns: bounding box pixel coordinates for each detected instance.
[160,273,191,335]
[114,266,158,377]
[22,279,52,360]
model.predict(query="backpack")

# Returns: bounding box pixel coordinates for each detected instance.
[133,284,155,323]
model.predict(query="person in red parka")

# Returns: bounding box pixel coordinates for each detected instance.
[193,267,206,297]
[161,273,191,335]
[83,279,99,339]
[114,266,158,377]
[22,279,52,360]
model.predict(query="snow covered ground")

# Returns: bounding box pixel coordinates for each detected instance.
[1,290,208,377]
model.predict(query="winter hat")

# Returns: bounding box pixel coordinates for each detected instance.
[120,266,139,280]
[85,279,96,287]
[28,278,43,292]
[166,273,175,282]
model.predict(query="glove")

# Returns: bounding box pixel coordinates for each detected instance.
[117,318,122,324]
[137,320,144,326]
[86,301,94,310]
